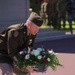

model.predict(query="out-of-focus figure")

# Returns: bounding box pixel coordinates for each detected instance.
[57,0,66,29]
[40,0,48,25]
[66,0,75,34]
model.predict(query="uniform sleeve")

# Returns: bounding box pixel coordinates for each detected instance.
[7,29,19,58]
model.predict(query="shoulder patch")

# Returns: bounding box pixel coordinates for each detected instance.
[13,31,19,37]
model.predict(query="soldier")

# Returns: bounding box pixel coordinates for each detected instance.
[57,0,66,29]
[0,12,43,75]
[40,0,48,24]
[46,0,52,26]
[46,0,58,29]
[66,0,75,34]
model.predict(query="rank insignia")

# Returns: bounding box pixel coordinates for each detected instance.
[13,31,19,37]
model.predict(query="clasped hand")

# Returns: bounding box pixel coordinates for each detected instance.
[26,66,38,73]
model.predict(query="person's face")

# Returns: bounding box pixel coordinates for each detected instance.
[29,22,40,35]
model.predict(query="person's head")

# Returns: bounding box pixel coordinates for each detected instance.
[26,12,43,35]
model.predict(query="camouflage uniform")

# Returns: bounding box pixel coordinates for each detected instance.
[40,1,48,24]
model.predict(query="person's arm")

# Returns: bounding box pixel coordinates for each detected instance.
[13,66,24,75]
[6,29,19,61]
[13,65,38,75]
[6,29,25,75]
